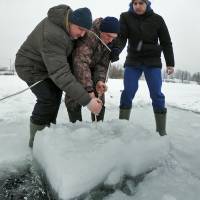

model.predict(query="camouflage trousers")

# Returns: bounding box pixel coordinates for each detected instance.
[65,92,105,123]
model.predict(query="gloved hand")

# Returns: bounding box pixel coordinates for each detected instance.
[87,98,102,115]
[110,48,120,63]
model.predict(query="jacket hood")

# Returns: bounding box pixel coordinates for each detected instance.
[91,18,103,35]
[47,4,72,30]
[128,1,153,16]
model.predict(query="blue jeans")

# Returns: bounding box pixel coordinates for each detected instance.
[120,66,165,111]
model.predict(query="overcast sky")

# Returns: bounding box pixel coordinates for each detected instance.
[0,0,199,73]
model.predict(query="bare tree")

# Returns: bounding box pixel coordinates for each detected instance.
[108,63,124,79]
[192,72,200,84]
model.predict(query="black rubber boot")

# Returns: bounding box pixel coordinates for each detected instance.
[91,106,105,122]
[154,109,167,136]
[67,105,82,123]
[119,108,131,120]
[29,121,46,148]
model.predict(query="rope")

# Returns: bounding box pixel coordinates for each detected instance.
[0,30,112,103]
[89,30,114,122]
[88,30,112,83]
[105,61,112,83]
[94,93,101,125]
[0,80,43,102]
[88,30,111,52]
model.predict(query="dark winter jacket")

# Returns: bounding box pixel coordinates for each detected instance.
[15,5,90,106]
[72,18,110,93]
[115,3,175,68]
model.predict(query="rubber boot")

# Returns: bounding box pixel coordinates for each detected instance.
[29,121,46,148]
[67,105,82,123]
[119,108,131,120]
[91,106,105,122]
[154,109,167,136]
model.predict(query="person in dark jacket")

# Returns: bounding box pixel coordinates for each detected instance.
[15,5,102,148]
[115,0,175,136]
[65,17,120,123]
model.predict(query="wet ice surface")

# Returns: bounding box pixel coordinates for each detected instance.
[0,164,150,200]
[1,105,200,200]
[0,164,50,200]
[1,77,200,200]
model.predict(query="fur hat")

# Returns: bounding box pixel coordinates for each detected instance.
[100,17,120,33]
[69,7,92,30]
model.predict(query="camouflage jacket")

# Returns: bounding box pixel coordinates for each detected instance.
[72,18,110,92]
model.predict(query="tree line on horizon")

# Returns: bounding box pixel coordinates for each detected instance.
[0,63,200,84]
[109,64,200,84]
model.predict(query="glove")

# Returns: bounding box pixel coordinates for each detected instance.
[110,48,120,63]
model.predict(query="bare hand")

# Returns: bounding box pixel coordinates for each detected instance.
[87,98,102,115]
[96,81,107,96]
[166,66,174,75]
[88,92,95,99]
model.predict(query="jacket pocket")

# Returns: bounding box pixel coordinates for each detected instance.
[142,44,162,57]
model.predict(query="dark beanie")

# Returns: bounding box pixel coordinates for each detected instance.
[69,7,92,30]
[100,17,120,33]
[132,0,149,4]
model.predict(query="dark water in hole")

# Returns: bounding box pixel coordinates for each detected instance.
[0,162,149,200]
[0,165,52,200]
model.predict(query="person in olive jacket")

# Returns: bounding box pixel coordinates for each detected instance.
[115,0,175,136]
[15,5,102,148]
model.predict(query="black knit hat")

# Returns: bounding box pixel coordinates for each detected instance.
[69,7,92,30]
[132,0,149,4]
[100,17,120,33]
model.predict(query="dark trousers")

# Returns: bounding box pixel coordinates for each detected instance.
[28,78,62,125]
[120,66,165,111]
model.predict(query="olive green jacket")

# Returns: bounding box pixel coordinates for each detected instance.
[15,5,90,106]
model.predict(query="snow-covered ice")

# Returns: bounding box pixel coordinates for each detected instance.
[0,75,200,199]
[33,121,170,199]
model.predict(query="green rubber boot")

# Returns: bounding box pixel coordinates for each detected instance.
[154,110,167,136]
[29,121,46,148]
[119,108,131,120]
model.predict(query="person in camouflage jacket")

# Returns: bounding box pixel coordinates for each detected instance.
[65,17,120,122]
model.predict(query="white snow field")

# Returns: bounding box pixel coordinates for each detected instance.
[0,75,200,200]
